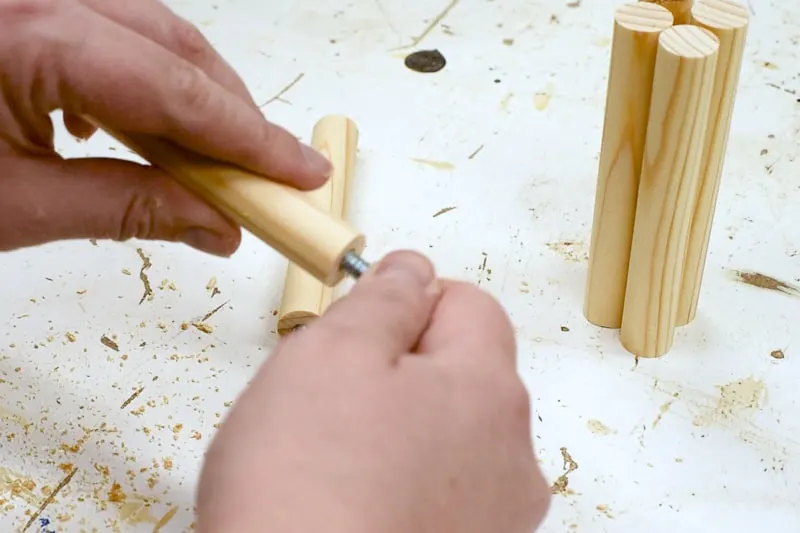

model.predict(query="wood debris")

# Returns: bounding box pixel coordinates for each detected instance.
[136,248,153,304]
[100,335,119,352]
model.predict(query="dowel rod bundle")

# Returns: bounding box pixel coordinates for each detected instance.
[584,3,673,329]
[641,0,694,24]
[95,126,365,287]
[619,25,719,358]
[277,116,359,335]
[676,0,749,326]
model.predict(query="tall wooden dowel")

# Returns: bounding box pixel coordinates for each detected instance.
[641,0,694,23]
[676,0,749,326]
[277,116,359,335]
[620,25,719,358]
[584,3,673,329]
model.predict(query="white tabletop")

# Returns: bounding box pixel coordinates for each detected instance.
[1,0,798,531]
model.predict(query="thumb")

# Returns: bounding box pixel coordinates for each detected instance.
[0,155,240,256]
[309,251,441,362]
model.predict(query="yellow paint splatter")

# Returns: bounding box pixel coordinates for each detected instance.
[409,158,455,170]
[533,82,554,111]
[587,419,615,435]
[693,378,766,427]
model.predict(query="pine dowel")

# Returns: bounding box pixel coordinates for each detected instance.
[277,116,359,335]
[95,125,365,286]
[584,3,673,329]
[620,25,719,358]
[641,0,694,23]
[676,0,749,326]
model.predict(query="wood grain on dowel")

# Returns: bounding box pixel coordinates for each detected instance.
[620,25,719,358]
[677,0,749,326]
[277,116,359,335]
[584,3,673,329]
[96,126,365,287]
[641,0,694,24]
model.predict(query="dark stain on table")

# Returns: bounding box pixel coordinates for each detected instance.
[404,49,447,73]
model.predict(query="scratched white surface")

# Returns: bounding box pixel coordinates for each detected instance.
[1,0,798,531]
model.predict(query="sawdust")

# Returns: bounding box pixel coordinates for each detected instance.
[433,206,457,218]
[731,270,800,296]
[546,240,588,263]
[136,248,153,304]
[551,447,578,495]
[0,466,39,506]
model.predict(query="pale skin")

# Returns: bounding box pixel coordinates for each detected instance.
[0,0,551,531]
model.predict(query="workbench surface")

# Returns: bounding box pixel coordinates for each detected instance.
[1,0,798,531]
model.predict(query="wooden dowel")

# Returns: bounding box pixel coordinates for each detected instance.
[277,116,359,334]
[584,3,673,329]
[641,0,695,24]
[676,0,749,326]
[95,125,365,287]
[619,25,719,358]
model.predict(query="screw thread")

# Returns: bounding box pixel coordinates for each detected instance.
[340,251,370,278]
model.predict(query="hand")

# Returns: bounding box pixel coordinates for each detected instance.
[0,0,331,255]
[197,252,551,533]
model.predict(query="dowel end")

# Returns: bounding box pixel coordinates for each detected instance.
[277,311,320,336]
[640,0,694,24]
[660,24,720,58]
[617,2,674,31]
[691,0,749,30]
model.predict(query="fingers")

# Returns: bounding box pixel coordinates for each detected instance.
[0,155,240,256]
[300,251,442,364]
[418,281,517,367]
[78,0,258,108]
[53,6,330,189]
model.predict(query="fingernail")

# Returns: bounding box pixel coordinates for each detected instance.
[373,252,438,293]
[300,144,333,178]
[182,228,234,257]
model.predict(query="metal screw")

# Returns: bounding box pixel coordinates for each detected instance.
[340,251,371,278]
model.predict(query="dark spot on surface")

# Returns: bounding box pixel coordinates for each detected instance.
[494,78,501,83]
[560,326,570,332]
[405,49,446,73]
[771,349,785,360]
[433,206,457,217]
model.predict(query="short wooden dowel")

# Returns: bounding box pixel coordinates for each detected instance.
[584,2,673,329]
[620,25,719,358]
[277,116,359,335]
[676,0,749,326]
[94,124,365,287]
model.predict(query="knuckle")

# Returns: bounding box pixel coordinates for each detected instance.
[168,61,213,112]
[117,193,160,241]
[0,0,58,35]
[0,0,57,19]
[170,19,211,61]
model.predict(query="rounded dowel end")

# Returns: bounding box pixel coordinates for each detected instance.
[617,2,674,31]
